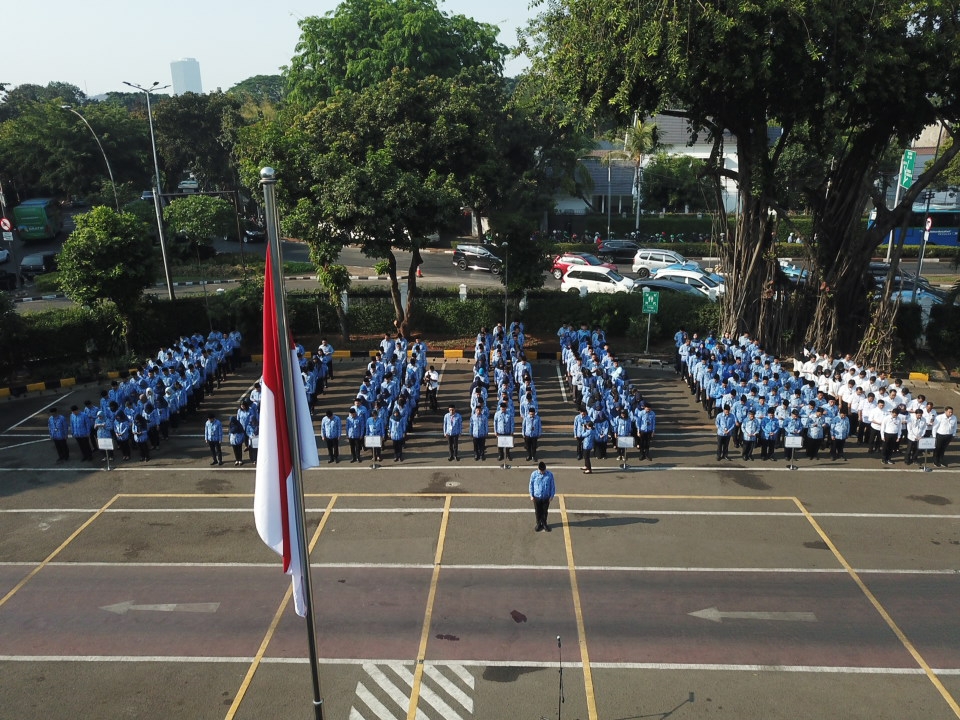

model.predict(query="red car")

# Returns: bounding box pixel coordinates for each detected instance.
[551,252,618,280]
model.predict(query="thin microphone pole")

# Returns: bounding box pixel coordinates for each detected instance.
[557,635,564,720]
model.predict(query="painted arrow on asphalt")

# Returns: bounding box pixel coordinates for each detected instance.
[689,607,817,623]
[100,600,220,615]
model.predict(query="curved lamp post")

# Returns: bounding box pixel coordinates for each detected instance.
[123,80,175,301]
[60,105,119,211]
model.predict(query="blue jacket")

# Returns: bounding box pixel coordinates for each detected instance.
[321,415,342,440]
[443,412,463,436]
[204,418,223,443]
[346,414,364,439]
[470,411,489,438]
[49,414,69,440]
[522,414,542,438]
[529,469,556,499]
[494,409,514,435]
[715,412,736,436]
[388,414,406,441]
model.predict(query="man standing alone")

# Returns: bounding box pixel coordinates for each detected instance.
[529,461,556,532]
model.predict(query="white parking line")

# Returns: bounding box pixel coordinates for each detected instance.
[3,391,74,434]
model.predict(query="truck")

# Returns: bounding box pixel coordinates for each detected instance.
[12,198,63,241]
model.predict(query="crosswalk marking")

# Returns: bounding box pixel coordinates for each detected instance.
[349,662,474,720]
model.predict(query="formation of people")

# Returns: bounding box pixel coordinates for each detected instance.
[442,321,538,464]
[676,327,958,467]
[47,330,245,465]
[559,322,655,471]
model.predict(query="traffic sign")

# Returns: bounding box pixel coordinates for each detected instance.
[2,231,12,243]
[642,290,660,314]
[899,149,916,189]
[925,215,933,231]
[0,217,11,232]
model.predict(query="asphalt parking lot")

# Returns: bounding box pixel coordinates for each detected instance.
[1,358,959,720]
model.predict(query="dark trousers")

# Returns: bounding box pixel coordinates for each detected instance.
[831,438,847,459]
[742,439,756,460]
[447,435,460,460]
[208,441,222,464]
[53,438,69,460]
[325,439,340,461]
[148,427,160,449]
[716,435,731,459]
[232,444,243,462]
[576,436,584,460]
[805,437,821,459]
[473,436,486,460]
[138,440,150,461]
[934,434,952,465]
[75,436,93,461]
[349,438,362,461]
[638,431,652,459]
[524,436,539,460]
[582,447,592,471]
[882,436,897,463]
[392,438,404,460]
[533,496,551,529]
[427,388,438,411]
[117,438,131,459]
[760,437,775,460]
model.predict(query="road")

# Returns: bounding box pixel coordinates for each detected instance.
[1,357,959,719]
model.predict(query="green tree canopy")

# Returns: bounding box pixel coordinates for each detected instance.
[163,195,234,244]
[642,154,712,214]
[152,92,244,191]
[227,75,286,105]
[57,207,155,348]
[285,0,506,105]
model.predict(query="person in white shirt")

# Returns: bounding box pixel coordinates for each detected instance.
[932,406,957,467]
[868,398,887,452]
[905,409,927,466]
[880,408,903,465]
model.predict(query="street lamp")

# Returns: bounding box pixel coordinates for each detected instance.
[123,80,175,301]
[60,105,119,211]
[501,241,509,329]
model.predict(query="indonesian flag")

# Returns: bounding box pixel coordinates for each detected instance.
[254,251,320,616]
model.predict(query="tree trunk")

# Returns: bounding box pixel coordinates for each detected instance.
[400,245,423,337]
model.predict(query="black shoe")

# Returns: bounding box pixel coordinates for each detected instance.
[210,461,218,466]
[535,525,543,532]
[544,525,552,532]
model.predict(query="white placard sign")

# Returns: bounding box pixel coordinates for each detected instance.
[97,437,116,451]
[497,435,514,448]
[364,435,382,448]
[784,435,803,449]
[918,437,936,450]
[617,436,634,448]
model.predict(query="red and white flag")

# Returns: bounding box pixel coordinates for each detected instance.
[254,251,320,616]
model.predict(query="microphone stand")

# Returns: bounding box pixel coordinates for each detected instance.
[557,635,564,720]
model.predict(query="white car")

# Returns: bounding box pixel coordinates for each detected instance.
[0,247,9,264]
[560,265,635,294]
[652,267,722,300]
[632,248,697,278]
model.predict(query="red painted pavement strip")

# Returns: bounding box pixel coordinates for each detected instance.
[0,566,286,657]
[267,567,433,659]
[863,574,960,669]
[426,569,580,663]
[578,571,922,668]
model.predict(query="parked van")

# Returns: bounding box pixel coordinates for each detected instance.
[12,198,63,241]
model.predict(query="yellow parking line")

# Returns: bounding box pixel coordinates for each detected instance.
[793,497,960,718]
[0,494,121,610]
[559,495,598,720]
[224,495,338,720]
[407,494,452,720]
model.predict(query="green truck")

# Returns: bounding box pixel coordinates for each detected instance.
[12,198,63,241]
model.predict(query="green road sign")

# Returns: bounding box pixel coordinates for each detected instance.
[642,290,660,314]
[900,149,916,189]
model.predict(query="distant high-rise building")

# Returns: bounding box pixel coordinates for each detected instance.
[170,58,203,95]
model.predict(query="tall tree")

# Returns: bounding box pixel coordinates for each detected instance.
[227,75,286,105]
[285,0,505,106]
[151,92,244,191]
[525,0,960,356]
[603,119,661,228]
[57,207,155,350]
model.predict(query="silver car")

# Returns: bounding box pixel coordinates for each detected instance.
[631,248,698,278]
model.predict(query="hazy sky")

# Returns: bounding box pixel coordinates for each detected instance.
[1,0,538,98]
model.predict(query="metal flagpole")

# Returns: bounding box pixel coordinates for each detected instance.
[260,167,325,720]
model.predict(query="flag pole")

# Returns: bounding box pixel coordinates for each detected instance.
[260,166,325,720]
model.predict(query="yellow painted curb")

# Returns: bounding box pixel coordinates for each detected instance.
[107,371,121,379]
[0,388,10,399]
[60,378,76,387]
[26,382,45,393]
[908,372,929,382]
[443,349,464,358]
[333,350,351,358]
[251,354,263,364]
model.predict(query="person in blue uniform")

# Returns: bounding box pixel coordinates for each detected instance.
[740,409,760,461]
[389,408,406,462]
[321,410,342,464]
[49,407,70,462]
[529,461,556,532]
[715,404,736,461]
[494,402,514,462]
[443,405,463,462]
[346,407,364,463]
[69,405,93,461]
[470,405,489,461]
[228,415,246,466]
[204,413,223,466]
[636,405,656,461]
[522,407,542,462]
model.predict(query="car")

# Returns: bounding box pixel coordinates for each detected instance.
[778,259,810,283]
[657,261,726,286]
[551,252,617,280]
[0,247,10,264]
[19,251,58,281]
[596,239,642,264]
[560,265,635,294]
[0,268,17,290]
[632,278,709,299]
[652,267,723,300]
[866,262,928,290]
[631,248,696,278]
[140,190,154,201]
[242,220,266,243]
[453,244,503,275]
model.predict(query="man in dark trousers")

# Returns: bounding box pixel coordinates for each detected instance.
[529,461,556,532]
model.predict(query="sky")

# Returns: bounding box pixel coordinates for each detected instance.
[1,0,538,99]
